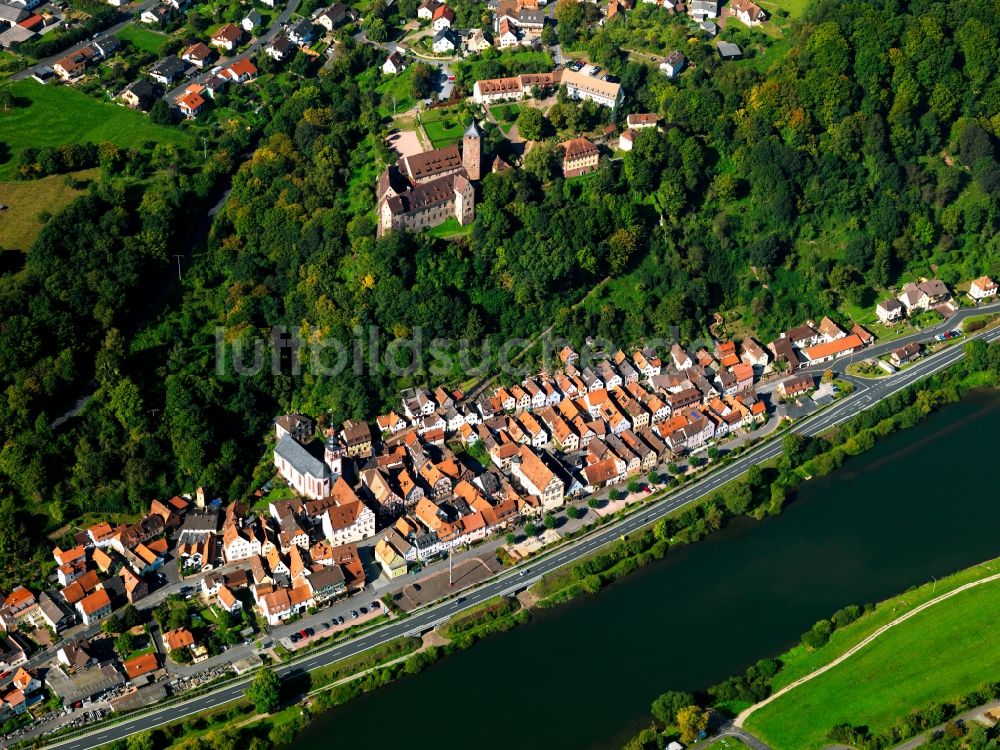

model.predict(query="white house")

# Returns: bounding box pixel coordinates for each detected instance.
[659,50,685,78]
[431,3,454,30]
[222,525,260,562]
[241,9,262,32]
[432,27,456,53]
[560,68,621,109]
[321,501,376,547]
[876,298,904,324]
[383,50,406,74]
[969,275,998,301]
[688,0,718,20]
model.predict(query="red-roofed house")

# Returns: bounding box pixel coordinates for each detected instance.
[211,23,244,50]
[176,89,206,118]
[224,57,257,83]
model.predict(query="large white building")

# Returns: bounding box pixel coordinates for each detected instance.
[473,70,621,109]
[321,501,376,546]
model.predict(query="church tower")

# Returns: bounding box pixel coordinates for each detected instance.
[324,434,344,478]
[463,120,481,181]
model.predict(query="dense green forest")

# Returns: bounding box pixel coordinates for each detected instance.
[0,0,999,582]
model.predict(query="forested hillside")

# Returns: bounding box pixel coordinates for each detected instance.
[0,0,999,580]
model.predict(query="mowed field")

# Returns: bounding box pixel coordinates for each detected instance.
[746,576,1000,749]
[115,24,170,55]
[420,107,471,149]
[0,168,98,253]
[0,79,191,180]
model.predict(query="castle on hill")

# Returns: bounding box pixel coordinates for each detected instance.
[376,121,483,237]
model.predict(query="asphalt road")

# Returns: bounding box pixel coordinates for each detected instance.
[10,0,157,82]
[162,0,300,101]
[44,307,1000,750]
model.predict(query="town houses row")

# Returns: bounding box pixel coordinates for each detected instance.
[269,320,884,597]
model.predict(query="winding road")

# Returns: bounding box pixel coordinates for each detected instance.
[43,303,1000,750]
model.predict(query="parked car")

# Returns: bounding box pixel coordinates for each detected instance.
[359,606,368,615]
[336,616,345,625]
[289,633,300,643]
[350,610,359,619]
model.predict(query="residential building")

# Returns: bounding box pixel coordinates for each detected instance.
[139,5,171,24]
[120,79,156,110]
[275,413,313,443]
[211,23,244,50]
[181,42,213,68]
[375,537,407,578]
[432,27,456,53]
[223,57,257,82]
[659,50,685,78]
[431,2,454,29]
[176,88,206,118]
[53,45,96,79]
[559,136,599,177]
[802,333,863,364]
[511,445,564,509]
[970,275,998,301]
[560,68,622,108]
[688,0,717,19]
[777,374,813,398]
[383,50,406,74]
[315,3,351,30]
[149,55,186,85]
[320,497,376,546]
[891,342,922,366]
[898,279,950,313]
[876,298,904,324]
[727,0,765,26]
[265,33,294,60]
[75,589,112,626]
[242,9,262,31]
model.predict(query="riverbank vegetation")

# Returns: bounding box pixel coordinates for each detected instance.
[746,577,1000,749]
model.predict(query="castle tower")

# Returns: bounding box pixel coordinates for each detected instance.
[463,120,481,181]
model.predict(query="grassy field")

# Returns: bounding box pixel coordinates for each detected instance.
[376,66,417,117]
[705,739,749,750]
[746,564,1000,749]
[0,51,19,80]
[115,24,170,55]
[426,216,472,238]
[420,107,471,149]
[757,0,811,19]
[489,103,520,134]
[0,168,98,253]
[0,79,192,180]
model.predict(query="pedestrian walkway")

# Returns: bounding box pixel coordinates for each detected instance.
[736,572,1000,727]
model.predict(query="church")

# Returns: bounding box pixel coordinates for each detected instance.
[376,121,482,237]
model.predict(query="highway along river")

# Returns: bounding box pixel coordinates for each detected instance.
[296,390,1000,750]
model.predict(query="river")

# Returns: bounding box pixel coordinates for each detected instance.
[295,390,1000,750]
